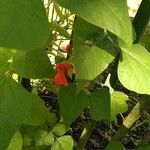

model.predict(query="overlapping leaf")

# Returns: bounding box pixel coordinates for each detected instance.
[57,0,132,47]
[0,47,13,75]
[73,17,117,80]
[90,87,110,121]
[23,94,49,126]
[0,77,31,149]
[13,49,54,79]
[51,135,73,150]
[7,131,22,150]
[58,84,89,126]
[118,44,150,94]
[59,84,128,125]
[0,0,49,50]
[111,91,128,121]
[106,140,123,150]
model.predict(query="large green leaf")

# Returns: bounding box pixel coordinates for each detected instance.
[7,131,22,150]
[138,144,150,150]
[57,0,132,47]
[89,87,110,121]
[21,126,35,147]
[51,135,73,150]
[23,94,49,126]
[105,140,123,150]
[89,88,128,121]
[0,47,12,75]
[53,123,69,136]
[118,44,150,94]
[73,17,117,80]
[23,145,49,150]
[13,49,54,79]
[34,129,54,146]
[58,84,89,126]
[111,91,128,121]
[0,0,49,50]
[0,77,31,149]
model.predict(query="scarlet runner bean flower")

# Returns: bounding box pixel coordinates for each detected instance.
[54,63,70,86]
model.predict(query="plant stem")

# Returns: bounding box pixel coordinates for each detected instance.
[76,118,96,150]
[21,78,32,92]
[113,95,150,140]
[133,0,150,43]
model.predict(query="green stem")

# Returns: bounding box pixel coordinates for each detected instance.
[133,0,150,43]
[76,119,96,150]
[113,95,150,140]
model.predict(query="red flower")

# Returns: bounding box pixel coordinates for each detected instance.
[54,63,70,86]
[56,63,69,71]
[63,44,73,53]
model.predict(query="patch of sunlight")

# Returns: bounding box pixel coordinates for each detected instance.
[127,0,142,17]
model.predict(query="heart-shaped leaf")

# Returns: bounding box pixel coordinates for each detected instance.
[7,131,22,150]
[0,0,49,50]
[111,91,128,121]
[89,87,110,121]
[118,44,150,94]
[13,49,54,79]
[0,77,31,149]
[51,135,73,150]
[74,17,117,80]
[23,94,49,126]
[57,0,132,47]
[58,84,89,126]
[106,140,123,150]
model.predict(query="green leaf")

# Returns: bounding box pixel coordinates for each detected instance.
[89,87,110,121]
[7,131,22,150]
[0,0,49,50]
[0,47,12,75]
[47,112,58,128]
[105,140,123,150]
[22,136,32,147]
[51,135,73,150]
[57,0,132,47]
[13,49,54,79]
[0,77,31,149]
[118,44,150,94]
[22,126,35,146]
[111,91,128,121]
[73,17,117,80]
[89,88,128,122]
[34,129,54,146]
[53,123,69,136]
[43,132,54,146]
[23,145,49,150]
[58,84,89,126]
[76,80,87,95]
[23,94,49,126]
[141,34,150,49]
[138,144,150,150]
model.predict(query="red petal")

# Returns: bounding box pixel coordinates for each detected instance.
[56,63,64,70]
[54,71,68,86]
[62,63,70,71]
[56,63,70,71]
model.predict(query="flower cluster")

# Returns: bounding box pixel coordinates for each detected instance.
[54,63,70,86]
